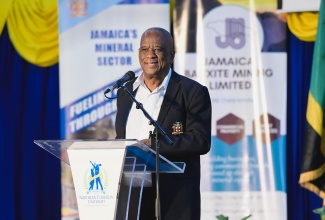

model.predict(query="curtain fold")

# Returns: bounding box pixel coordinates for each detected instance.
[287,12,318,42]
[0,0,13,35]
[1,0,58,67]
[286,29,322,220]
[0,25,61,220]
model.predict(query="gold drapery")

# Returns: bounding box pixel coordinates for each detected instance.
[287,12,318,42]
[0,0,58,67]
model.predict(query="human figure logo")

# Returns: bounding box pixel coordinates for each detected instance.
[87,161,107,194]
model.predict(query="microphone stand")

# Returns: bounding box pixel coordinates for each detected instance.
[120,84,173,220]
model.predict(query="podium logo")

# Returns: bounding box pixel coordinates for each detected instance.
[85,161,108,194]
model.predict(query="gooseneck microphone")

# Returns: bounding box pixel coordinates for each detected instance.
[104,71,135,95]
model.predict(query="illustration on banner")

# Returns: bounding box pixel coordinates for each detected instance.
[69,0,88,17]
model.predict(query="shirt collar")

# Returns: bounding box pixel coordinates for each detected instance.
[133,68,172,92]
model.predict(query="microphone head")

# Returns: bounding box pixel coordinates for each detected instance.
[104,71,135,96]
[125,71,135,80]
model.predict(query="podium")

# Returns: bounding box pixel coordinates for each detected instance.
[34,139,185,220]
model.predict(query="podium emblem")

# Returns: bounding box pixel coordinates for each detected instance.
[86,161,108,194]
[172,122,183,135]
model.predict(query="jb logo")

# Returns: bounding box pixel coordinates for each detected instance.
[215,18,246,49]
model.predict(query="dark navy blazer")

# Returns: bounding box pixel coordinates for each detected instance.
[115,70,212,220]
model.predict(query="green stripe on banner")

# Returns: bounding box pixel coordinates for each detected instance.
[299,0,325,199]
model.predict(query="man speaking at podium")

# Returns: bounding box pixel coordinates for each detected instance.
[115,27,212,220]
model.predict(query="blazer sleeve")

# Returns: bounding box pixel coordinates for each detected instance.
[156,84,212,158]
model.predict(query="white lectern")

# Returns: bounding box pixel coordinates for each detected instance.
[34,139,185,220]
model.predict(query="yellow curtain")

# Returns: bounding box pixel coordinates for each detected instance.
[0,0,58,67]
[287,12,318,42]
[0,0,13,34]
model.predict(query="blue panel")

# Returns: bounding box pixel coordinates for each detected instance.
[209,135,286,192]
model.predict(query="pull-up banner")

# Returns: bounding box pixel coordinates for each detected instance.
[173,1,287,219]
[58,0,169,218]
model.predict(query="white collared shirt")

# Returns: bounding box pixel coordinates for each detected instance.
[125,69,172,140]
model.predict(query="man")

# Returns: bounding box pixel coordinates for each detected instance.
[115,27,211,220]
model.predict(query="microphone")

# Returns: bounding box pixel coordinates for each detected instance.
[104,71,135,95]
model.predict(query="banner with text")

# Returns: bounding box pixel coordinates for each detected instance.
[58,0,169,218]
[173,1,287,219]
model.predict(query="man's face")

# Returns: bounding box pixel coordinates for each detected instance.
[138,30,174,78]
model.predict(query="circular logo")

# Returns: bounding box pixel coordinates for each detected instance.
[203,5,264,53]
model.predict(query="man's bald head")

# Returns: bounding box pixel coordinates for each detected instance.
[141,27,174,52]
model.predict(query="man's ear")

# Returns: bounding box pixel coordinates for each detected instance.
[170,50,175,63]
